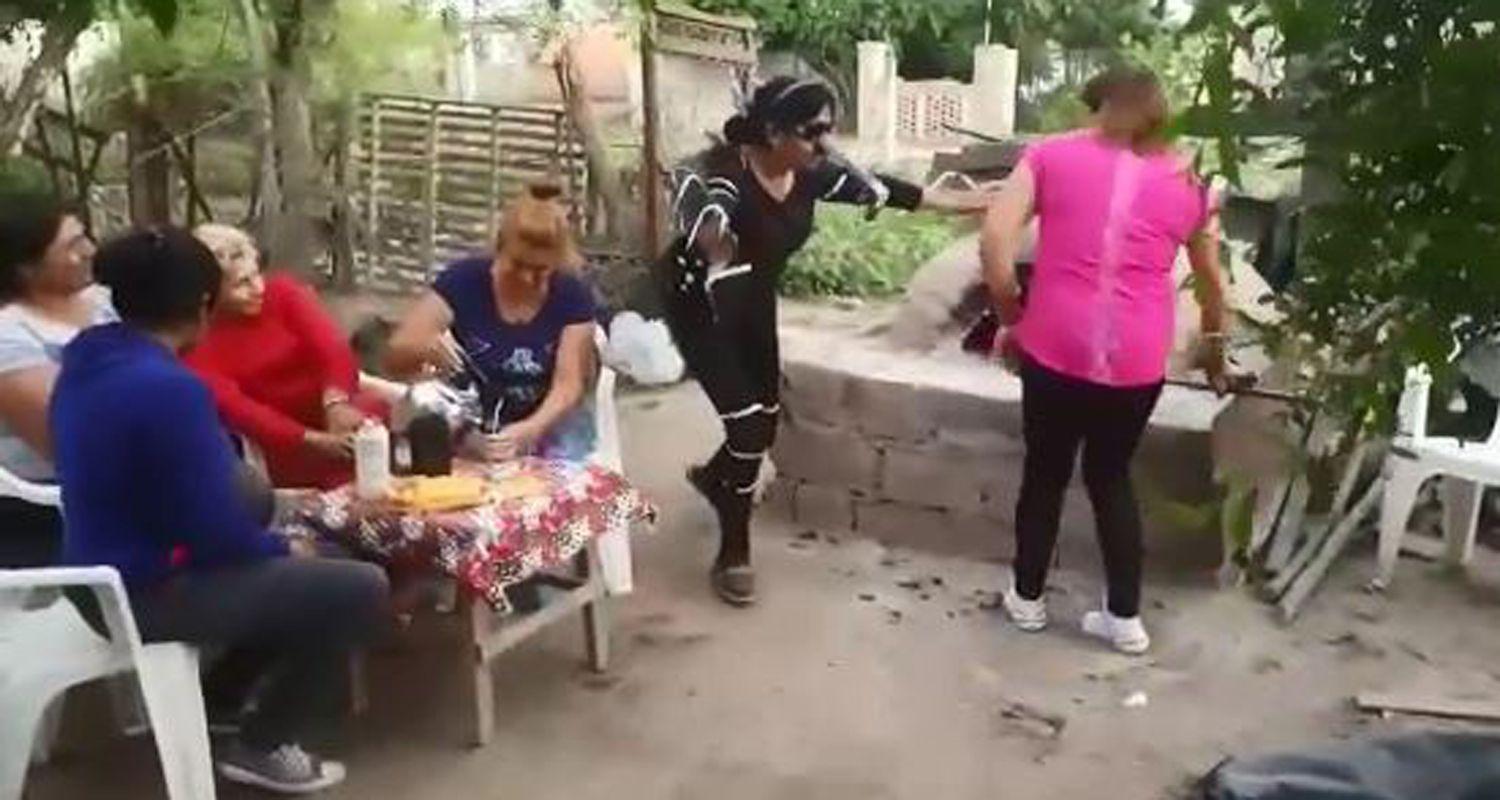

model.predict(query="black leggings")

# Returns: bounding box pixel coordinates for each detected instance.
[663,271,780,568]
[1014,357,1162,618]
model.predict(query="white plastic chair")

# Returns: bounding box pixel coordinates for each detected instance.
[0,567,216,800]
[588,326,632,595]
[1376,364,1500,587]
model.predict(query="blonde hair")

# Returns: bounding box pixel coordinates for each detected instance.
[192,223,257,267]
[497,183,582,271]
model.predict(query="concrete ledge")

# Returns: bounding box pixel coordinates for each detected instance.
[769,323,1224,572]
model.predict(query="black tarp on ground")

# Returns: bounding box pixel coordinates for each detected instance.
[1198,733,1500,800]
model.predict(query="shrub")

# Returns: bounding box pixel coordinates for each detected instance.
[780,206,964,298]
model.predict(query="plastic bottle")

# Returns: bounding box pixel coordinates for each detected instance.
[354,419,392,500]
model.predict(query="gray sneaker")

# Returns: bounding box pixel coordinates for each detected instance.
[217,742,347,795]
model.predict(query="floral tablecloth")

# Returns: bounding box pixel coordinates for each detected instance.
[285,458,655,613]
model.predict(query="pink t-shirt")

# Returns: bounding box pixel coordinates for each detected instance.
[1013,130,1211,387]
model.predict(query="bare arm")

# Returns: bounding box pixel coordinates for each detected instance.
[1186,211,1230,386]
[0,365,57,459]
[979,163,1036,325]
[384,290,458,380]
[920,186,998,215]
[520,322,594,437]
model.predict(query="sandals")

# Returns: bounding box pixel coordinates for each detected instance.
[711,564,757,607]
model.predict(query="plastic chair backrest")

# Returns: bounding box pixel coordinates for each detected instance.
[590,327,622,472]
[0,462,61,507]
[1395,364,1433,443]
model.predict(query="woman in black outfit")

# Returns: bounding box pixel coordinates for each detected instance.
[658,76,988,605]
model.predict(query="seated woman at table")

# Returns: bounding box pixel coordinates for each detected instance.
[0,189,112,568]
[54,228,387,793]
[385,183,597,461]
[185,223,387,489]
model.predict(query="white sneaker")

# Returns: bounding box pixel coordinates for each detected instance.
[1082,608,1151,655]
[1003,585,1047,632]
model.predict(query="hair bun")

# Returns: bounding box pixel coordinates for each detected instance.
[527,182,563,201]
[722,114,757,146]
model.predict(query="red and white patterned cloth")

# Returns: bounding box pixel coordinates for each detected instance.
[285,458,654,613]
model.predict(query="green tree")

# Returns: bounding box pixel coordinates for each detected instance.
[1,0,179,155]
[687,0,942,109]
[1185,0,1500,431]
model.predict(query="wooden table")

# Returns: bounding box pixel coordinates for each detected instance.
[284,458,653,745]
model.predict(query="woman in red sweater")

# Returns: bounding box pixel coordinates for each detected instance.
[186,224,385,489]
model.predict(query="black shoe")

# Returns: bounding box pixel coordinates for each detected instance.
[710,564,757,607]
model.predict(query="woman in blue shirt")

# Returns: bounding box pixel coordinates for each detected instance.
[386,183,597,461]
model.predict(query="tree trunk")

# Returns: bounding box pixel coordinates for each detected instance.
[556,38,637,248]
[267,0,324,274]
[0,18,86,157]
[126,79,173,226]
[232,0,285,244]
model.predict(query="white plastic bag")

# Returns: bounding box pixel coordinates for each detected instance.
[605,312,685,385]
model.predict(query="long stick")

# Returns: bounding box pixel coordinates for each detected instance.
[1165,378,1306,404]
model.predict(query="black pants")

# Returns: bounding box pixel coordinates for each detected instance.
[0,496,62,568]
[662,267,780,567]
[1014,357,1162,618]
[129,558,388,749]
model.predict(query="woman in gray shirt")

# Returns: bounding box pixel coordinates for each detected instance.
[0,190,112,567]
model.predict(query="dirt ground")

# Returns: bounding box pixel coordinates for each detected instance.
[24,381,1500,800]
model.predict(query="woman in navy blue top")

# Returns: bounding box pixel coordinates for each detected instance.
[387,183,597,460]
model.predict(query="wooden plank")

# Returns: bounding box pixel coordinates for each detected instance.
[475,581,602,662]
[422,106,439,273]
[1278,478,1385,621]
[1356,691,1500,723]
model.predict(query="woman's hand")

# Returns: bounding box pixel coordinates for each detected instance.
[325,400,367,437]
[468,422,543,462]
[304,430,354,461]
[1199,335,1231,395]
[995,329,1023,374]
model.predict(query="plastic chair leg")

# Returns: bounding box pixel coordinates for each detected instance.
[29,695,65,766]
[136,644,216,800]
[1375,460,1428,589]
[0,682,62,800]
[1442,477,1484,568]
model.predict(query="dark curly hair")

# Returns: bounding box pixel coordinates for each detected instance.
[94,228,222,330]
[0,189,71,302]
[722,76,838,147]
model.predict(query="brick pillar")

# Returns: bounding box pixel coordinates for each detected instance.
[972,44,1018,138]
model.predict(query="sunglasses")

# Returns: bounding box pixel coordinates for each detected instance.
[794,121,834,141]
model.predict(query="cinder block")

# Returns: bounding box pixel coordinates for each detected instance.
[853,500,954,553]
[934,427,1026,458]
[926,385,1024,438]
[771,418,883,490]
[792,482,856,532]
[880,445,994,515]
[780,358,849,426]
[845,376,936,442]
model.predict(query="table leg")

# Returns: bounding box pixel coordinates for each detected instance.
[349,652,370,717]
[466,597,496,748]
[583,541,611,673]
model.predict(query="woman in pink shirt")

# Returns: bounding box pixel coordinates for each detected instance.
[981,67,1229,654]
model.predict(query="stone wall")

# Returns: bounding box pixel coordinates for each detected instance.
[766,324,1223,571]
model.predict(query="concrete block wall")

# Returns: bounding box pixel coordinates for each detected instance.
[767,328,1223,571]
